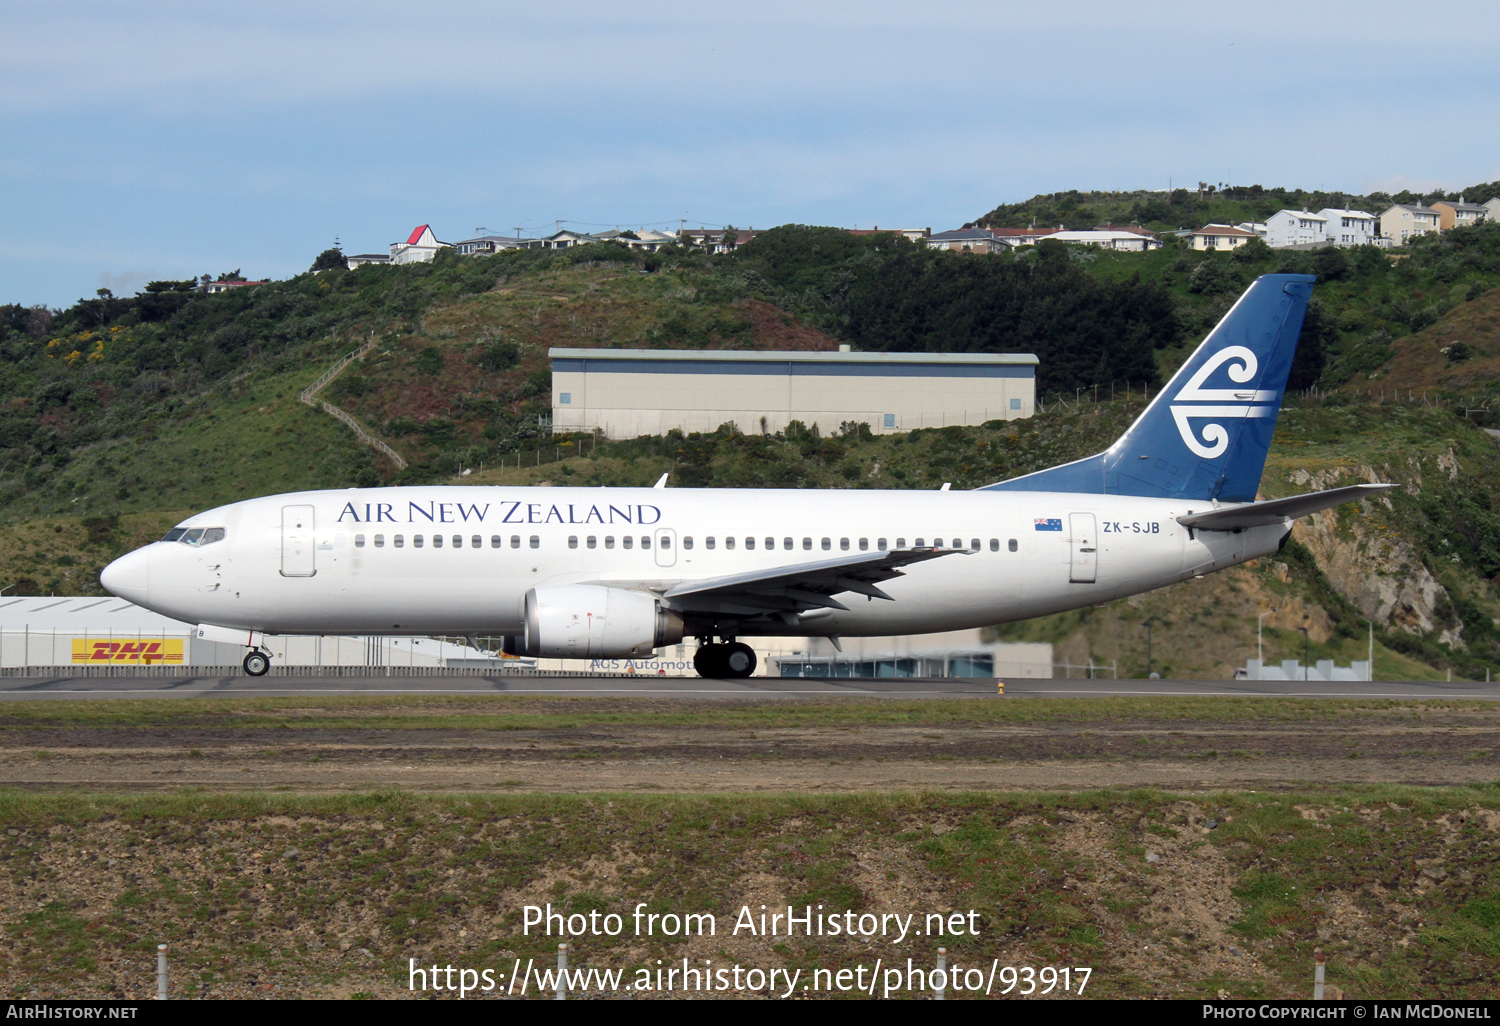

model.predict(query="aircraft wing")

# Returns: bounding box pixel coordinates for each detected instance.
[657,548,967,618]
[1177,483,1397,530]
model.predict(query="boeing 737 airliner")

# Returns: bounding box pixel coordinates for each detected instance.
[101,274,1392,678]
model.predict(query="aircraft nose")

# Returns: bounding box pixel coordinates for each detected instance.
[100,546,150,605]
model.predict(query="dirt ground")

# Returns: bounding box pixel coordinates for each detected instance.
[2,704,1497,793]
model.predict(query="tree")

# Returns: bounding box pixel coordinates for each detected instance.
[310,248,346,272]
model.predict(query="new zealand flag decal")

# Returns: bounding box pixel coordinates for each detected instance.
[1034,518,1062,531]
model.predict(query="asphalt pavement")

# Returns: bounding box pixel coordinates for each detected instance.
[0,674,1496,700]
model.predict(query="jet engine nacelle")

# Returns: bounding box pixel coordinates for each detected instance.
[523,585,685,658]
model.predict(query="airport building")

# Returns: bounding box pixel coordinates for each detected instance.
[0,596,508,671]
[549,347,1037,439]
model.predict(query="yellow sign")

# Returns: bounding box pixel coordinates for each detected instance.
[71,639,184,664]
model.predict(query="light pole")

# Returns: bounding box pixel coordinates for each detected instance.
[1257,607,1278,666]
[1297,626,1310,681]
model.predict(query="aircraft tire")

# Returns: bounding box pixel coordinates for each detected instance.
[723,643,757,679]
[243,651,270,677]
[693,644,725,678]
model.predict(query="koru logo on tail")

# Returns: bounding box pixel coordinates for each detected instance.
[1169,346,1277,459]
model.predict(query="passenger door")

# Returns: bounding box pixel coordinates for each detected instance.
[281,505,317,577]
[1068,512,1097,584]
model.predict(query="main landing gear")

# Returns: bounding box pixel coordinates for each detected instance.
[693,640,757,679]
[242,650,271,677]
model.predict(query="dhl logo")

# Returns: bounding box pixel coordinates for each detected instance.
[71,639,185,664]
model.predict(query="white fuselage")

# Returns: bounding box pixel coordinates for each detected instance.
[103,486,1288,640]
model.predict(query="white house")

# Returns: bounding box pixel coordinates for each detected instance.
[1315,208,1380,247]
[1265,210,1327,248]
[390,224,450,264]
[1043,229,1161,251]
[1190,224,1259,251]
[451,234,538,256]
[1485,197,1500,225]
[1379,204,1442,246]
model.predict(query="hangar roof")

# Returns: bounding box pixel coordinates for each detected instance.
[549,348,1038,367]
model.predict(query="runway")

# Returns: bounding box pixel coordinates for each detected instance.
[0,673,1497,700]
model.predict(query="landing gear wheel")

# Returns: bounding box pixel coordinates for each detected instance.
[243,651,270,677]
[693,644,725,678]
[723,642,757,679]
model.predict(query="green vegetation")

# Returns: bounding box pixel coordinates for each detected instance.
[1,785,1496,998]
[2,694,1495,732]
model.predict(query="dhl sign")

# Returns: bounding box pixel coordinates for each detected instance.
[71,639,185,664]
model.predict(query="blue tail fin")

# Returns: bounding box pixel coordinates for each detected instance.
[982,272,1315,502]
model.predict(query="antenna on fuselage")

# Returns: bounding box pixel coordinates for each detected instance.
[653,473,669,489]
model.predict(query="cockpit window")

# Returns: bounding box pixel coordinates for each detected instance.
[173,527,226,547]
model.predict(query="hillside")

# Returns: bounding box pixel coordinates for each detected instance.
[6,223,1500,679]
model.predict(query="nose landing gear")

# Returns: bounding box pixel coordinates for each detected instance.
[692,639,757,679]
[242,650,271,677]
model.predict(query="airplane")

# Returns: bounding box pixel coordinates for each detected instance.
[101,273,1393,679]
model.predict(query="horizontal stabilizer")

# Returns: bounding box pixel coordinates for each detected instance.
[1177,483,1397,530]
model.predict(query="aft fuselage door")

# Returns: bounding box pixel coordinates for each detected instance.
[1069,512,1098,584]
[281,505,317,577]
[654,528,677,568]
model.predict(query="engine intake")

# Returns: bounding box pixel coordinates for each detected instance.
[524,585,684,659]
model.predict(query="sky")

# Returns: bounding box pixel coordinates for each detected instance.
[4,0,1500,307]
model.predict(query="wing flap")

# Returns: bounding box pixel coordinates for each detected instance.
[1177,483,1396,530]
[660,547,964,614]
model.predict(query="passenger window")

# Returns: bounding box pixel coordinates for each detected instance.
[182,528,205,546]
[725,537,734,550]
[491,535,502,548]
[1008,538,1018,552]
[202,527,226,545]
[705,537,715,550]
[896,538,906,548]
[530,535,540,549]
[820,538,830,551]
[877,538,887,550]
[745,537,755,550]
[971,538,980,551]
[415,535,425,548]
[641,536,651,549]
[432,535,443,549]
[915,538,925,547]
[623,536,633,549]
[682,537,692,550]
[586,536,596,549]
[932,538,942,548]
[452,535,462,548]
[858,538,868,551]
[605,536,615,549]
[661,536,671,549]
[510,535,521,548]
[394,535,405,548]
[355,534,366,548]
[568,536,578,549]
[802,538,812,550]
[471,535,481,548]
[840,538,849,551]
[374,534,385,548]
[989,538,999,552]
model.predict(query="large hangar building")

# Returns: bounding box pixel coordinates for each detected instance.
[549,347,1037,438]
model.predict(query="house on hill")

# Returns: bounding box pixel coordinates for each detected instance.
[1317,208,1380,247]
[1430,198,1488,231]
[1046,229,1161,252]
[390,224,450,264]
[1189,224,1259,251]
[1379,204,1442,246]
[926,228,1012,253]
[1265,210,1328,248]
[1485,198,1500,225]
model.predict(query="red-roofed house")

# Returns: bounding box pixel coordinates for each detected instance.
[390,224,451,264]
